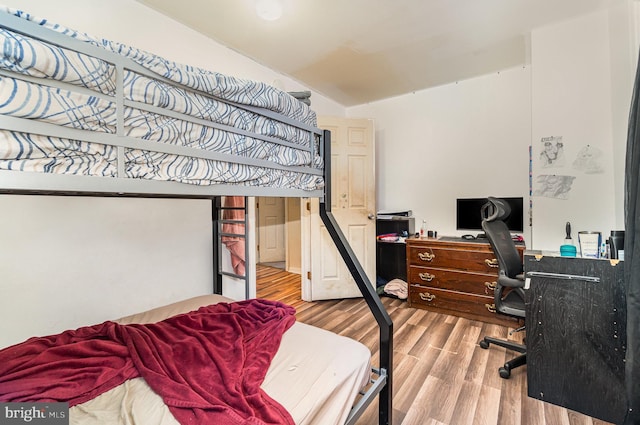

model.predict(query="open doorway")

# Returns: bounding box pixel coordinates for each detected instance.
[256,197,302,274]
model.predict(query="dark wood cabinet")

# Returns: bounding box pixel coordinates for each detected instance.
[376,217,414,282]
[524,253,626,424]
[406,236,524,326]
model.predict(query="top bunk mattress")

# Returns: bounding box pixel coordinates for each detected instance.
[0,7,325,197]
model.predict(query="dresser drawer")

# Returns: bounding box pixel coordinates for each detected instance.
[408,266,497,296]
[408,285,520,326]
[408,285,493,317]
[407,245,499,273]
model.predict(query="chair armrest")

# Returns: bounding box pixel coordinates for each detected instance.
[498,274,526,289]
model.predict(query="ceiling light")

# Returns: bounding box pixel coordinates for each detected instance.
[255,0,283,21]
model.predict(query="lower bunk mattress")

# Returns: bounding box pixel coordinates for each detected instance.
[0,295,371,425]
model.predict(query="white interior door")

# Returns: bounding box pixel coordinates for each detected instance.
[257,197,285,263]
[303,117,376,301]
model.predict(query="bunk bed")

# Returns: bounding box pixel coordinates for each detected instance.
[0,7,393,425]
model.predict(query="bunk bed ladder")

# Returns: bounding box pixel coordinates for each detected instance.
[213,196,250,298]
[319,130,393,425]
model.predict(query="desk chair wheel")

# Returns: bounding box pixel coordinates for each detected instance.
[499,366,511,379]
[478,336,526,379]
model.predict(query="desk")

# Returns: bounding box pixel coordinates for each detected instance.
[524,252,627,423]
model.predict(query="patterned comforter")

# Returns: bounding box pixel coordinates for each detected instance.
[0,7,323,190]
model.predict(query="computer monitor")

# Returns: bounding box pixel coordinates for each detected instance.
[456,197,524,233]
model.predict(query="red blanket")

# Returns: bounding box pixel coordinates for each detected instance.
[0,299,296,425]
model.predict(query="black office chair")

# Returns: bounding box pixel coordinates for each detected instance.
[478,197,526,379]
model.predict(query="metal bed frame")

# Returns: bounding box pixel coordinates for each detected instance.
[0,10,393,425]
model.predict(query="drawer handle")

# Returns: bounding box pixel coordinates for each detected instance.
[485,258,499,268]
[418,252,435,262]
[485,281,497,291]
[485,303,496,313]
[419,272,435,282]
[419,292,435,302]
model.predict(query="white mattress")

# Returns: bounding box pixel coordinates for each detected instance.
[70,295,371,425]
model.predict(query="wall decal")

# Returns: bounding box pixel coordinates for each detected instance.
[572,144,604,174]
[539,136,565,168]
[533,174,575,200]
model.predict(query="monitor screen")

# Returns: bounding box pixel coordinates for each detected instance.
[456,197,524,233]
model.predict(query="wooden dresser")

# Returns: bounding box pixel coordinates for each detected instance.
[405,236,525,326]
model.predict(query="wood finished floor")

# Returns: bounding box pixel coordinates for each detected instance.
[256,265,613,425]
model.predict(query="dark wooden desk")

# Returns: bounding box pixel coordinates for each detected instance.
[524,252,627,423]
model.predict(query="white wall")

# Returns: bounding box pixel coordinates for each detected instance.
[530,8,630,250]
[349,4,639,251]
[348,66,533,243]
[0,196,212,348]
[0,0,344,348]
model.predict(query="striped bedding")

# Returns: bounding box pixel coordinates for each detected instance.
[0,7,323,190]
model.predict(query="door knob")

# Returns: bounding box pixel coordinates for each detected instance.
[368,214,375,220]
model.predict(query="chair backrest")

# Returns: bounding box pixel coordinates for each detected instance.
[481,197,523,278]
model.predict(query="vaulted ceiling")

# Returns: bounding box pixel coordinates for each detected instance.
[135,0,618,106]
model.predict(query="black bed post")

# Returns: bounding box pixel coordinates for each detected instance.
[212,197,222,295]
[318,130,393,425]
